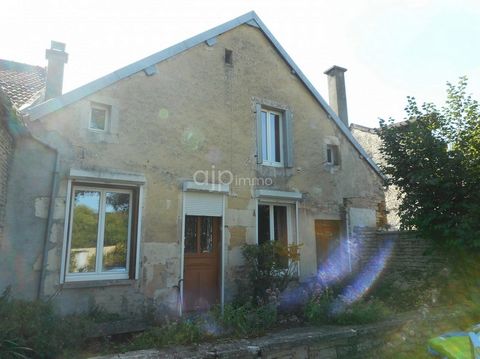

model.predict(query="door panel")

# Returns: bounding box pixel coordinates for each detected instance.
[315,220,341,268]
[184,216,221,312]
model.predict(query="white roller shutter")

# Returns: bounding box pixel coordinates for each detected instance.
[184,192,223,217]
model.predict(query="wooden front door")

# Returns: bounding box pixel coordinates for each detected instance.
[183,215,221,312]
[315,220,341,268]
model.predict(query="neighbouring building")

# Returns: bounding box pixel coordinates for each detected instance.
[350,123,401,229]
[1,12,385,317]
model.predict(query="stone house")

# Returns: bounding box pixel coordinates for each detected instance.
[350,123,401,229]
[1,12,385,316]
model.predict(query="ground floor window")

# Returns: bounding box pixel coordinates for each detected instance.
[257,204,288,246]
[65,183,139,282]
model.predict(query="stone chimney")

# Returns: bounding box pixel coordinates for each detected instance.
[324,65,348,126]
[45,41,68,100]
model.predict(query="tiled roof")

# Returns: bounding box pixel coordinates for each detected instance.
[0,59,46,109]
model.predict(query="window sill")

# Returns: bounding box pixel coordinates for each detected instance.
[261,162,284,168]
[62,279,135,289]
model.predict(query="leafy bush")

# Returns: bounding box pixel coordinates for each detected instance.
[0,288,91,358]
[236,241,301,306]
[378,77,480,248]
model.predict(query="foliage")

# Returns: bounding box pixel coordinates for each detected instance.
[303,285,390,325]
[0,288,92,358]
[235,241,301,306]
[378,77,480,248]
[126,319,204,350]
[214,302,278,337]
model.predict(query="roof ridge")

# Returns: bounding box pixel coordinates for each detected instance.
[0,59,46,75]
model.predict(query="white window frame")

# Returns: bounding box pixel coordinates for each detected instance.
[64,185,133,282]
[89,103,110,132]
[261,109,284,167]
[257,202,294,246]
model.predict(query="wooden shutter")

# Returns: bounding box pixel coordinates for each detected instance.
[255,103,263,164]
[284,109,294,167]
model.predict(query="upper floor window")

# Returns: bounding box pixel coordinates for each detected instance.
[255,104,294,168]
[326,144,340,166]
[261,109,283,166]
[89,103,110,131]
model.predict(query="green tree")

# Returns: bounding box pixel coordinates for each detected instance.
[378,77,480,248]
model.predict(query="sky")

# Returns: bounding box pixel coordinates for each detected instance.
[1,0,479,128]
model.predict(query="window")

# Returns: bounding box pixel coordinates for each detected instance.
[256,104,293,167]
[261,109,283,165]
[224,49,233,65]
[258,204,290,267]
[258,204,288,246]
[65,184,138,282]
[89,103,110,131]
[326,144,340,165]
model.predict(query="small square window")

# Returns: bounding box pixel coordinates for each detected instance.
[326,144,340,165]
[89,103,110,131]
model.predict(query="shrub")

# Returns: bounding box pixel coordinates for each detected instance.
[0,288,91,358]
[236,241,301,306]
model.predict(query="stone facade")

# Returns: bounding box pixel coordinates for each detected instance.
[350,124,401,229]
[2,16,385,316]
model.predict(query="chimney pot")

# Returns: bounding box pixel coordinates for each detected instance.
[45,40,68,100]
[324,65,349,126]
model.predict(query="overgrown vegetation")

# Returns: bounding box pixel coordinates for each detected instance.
[0,242,399,357]
[125,319,204,351]
[235,241,301,306]
[378,77,480,248]
[377,251,480,358]
[0,288,91,359]
[303,283,391,326]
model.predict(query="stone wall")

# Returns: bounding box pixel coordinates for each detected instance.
[91,319,406,359]
[0,114,13,245]
[351,227,444,285]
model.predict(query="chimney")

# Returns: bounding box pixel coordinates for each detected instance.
[45,41,68,100]
[324,65,348,126]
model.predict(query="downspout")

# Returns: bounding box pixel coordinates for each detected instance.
[37,147,59,300]
[345,205,352,273]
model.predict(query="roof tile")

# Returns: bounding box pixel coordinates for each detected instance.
[0,59,46,108]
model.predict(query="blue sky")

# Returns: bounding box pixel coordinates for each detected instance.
[1,0,478,127]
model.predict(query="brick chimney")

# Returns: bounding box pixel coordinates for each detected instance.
[324,65,348,126]
[45,41,68,100]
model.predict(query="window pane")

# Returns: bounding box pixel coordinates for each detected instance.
[91,108,106,130]
[185,216,197,253]
[257,205,270,245]
[327,147,332,163]
[273,113,281,162]
[102,192,130,272]
[274,206,288,268]
[69,191,100,273]
[261,111,268,161]
[200,217,214,253]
